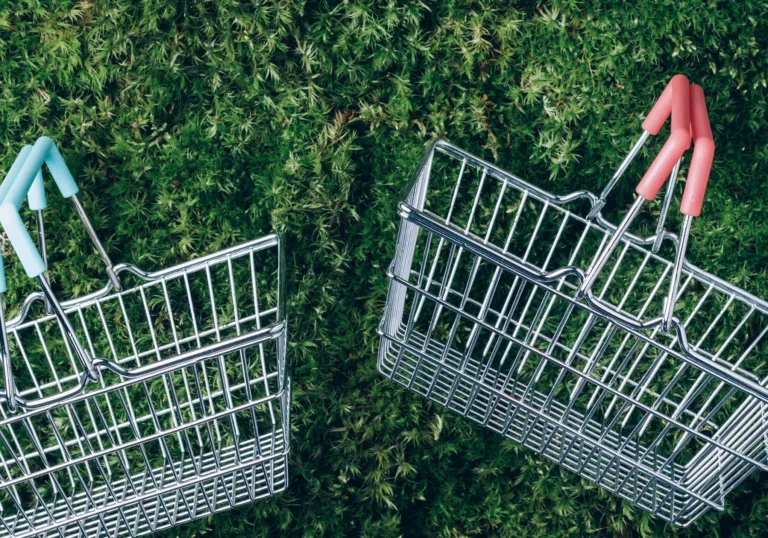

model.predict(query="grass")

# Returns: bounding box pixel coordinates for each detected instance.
[1,1,768,536]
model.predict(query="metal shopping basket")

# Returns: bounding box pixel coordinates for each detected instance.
[0,137,290,537]
[377,76,768,526]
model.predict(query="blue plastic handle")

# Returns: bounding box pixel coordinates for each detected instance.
[28,167,47,211]
[0,137,79,280]
[0,146,46,210]
[0,146,48,292]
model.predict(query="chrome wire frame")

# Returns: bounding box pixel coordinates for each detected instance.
[0,234,290,537]
[378,140,768,526]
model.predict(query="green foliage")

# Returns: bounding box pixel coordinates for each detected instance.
[1,0,768,536]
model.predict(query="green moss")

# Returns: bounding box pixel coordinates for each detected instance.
[1,1,767,536]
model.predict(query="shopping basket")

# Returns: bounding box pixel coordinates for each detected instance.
[377,76,768,526]
[0,137,290,537]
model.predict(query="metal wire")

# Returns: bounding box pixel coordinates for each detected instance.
[378,139,768,526]
[0,235,290,537]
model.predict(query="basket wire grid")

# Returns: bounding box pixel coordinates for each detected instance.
[0,138,290,537]
[378,137,768,526]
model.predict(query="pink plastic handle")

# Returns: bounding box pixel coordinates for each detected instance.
[635,75,692,201]
[642,77,678,135]
[680,85,714,217]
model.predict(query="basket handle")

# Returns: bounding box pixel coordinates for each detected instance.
[0,146,48,293]
[661,84,715,331]
[680,84,714,217]
[0,137,78,279]
[588,74,693,219]
[0,137,120,289]
[635,74,692,200]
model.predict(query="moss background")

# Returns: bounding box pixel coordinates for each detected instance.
[2,1,768,536]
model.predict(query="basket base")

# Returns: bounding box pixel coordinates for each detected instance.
[1,431,288,538]
[379,327,711,525]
